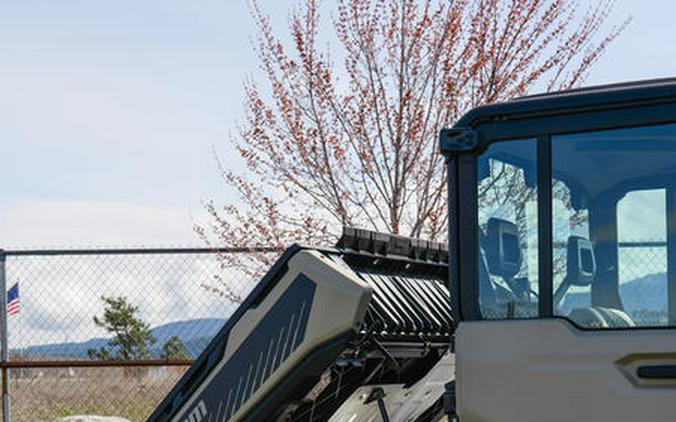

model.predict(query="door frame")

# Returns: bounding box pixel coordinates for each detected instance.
[441,81,676,326]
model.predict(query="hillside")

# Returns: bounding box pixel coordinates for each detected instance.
[19,272,670,360]
[17,318,225,359]
[561,272,667,324]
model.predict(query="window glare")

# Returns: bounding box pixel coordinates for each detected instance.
[477,139,538,320]
[552,124,676,329]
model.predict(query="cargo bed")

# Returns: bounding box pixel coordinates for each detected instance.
[149,228,452,422]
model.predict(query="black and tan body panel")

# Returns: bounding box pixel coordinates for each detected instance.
[150,231,453,422]
[149,247,373,422]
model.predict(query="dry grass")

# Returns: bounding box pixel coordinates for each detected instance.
[8,366,187,422]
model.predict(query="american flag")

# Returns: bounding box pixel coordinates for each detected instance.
[7,283,19,316]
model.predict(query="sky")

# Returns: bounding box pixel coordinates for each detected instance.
[2,0,676,345]
[0,0,286,248]
[2,0,676,249]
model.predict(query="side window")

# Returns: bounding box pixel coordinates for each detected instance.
[477,139,538,319]
[617,190,667,326]
[552,123,676,329]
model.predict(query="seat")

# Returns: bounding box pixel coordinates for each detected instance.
[568,306,635,328]
[560,236,634,328]
[479,218,538,318]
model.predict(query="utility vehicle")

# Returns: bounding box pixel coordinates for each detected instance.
[441,77,676,422]
[151,79,676,422]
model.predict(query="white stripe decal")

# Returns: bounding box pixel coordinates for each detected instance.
[291,301,306,348]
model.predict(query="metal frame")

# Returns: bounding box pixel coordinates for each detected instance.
[666,188,676,326]
[3,246,283,257]
[537,134,553,318]
[441,78,676,324]
[0,251,9,422]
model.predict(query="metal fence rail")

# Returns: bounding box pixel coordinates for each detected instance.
[0,247,282,422]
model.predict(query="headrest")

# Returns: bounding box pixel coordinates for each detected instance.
[566,236,596,286]
[486,218,521,279]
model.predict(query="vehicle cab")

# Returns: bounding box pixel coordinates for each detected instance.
[441,79,676,422]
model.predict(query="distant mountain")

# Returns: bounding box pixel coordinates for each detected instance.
[619,273,666,314]
[20,272,670,360]
[17,318,225,359]
[149,318,225,345]
[560,272,667,324]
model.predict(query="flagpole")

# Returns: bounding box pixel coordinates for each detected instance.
[0,250,11,422]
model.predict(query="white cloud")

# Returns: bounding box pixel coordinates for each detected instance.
[6,250,247,348]
[0,199,250,348]
[0,198,201,248]
[0,199,256,348]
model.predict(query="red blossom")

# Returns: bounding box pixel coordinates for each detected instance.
[198,0,628,299]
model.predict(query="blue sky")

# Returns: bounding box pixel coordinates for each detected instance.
[2,0,676,248]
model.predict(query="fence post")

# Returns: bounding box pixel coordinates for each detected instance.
[0,250,10,422]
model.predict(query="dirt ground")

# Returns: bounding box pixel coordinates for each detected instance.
[7,367,187,422]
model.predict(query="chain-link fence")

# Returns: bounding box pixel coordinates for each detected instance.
[555,240,669,325]
[0,247,281,422]
[617,241,669,326]
[0,241,670,420]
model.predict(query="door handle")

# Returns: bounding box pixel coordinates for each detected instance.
[636,365,676,379]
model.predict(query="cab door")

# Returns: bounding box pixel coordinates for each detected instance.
[456,320,676,422]
[452,123,676,422]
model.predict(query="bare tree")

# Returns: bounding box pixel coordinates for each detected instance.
[199,0,628,297]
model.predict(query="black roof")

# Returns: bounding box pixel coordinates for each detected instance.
[454,77,676,129]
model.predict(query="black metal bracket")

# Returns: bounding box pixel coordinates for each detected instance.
[443,381,458,420]
[335,226,449,264]
[439,127,479,155]
[365,387,391,422]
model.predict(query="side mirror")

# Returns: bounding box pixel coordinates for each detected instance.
[566,236,596,286]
